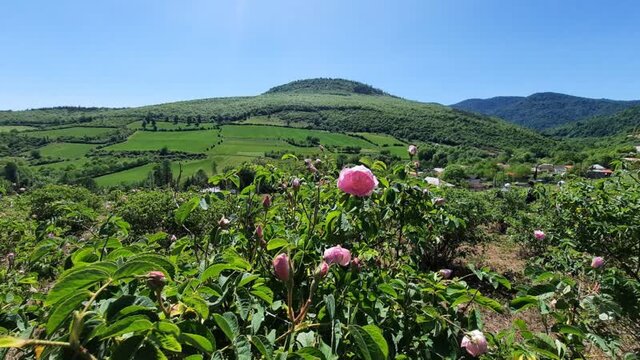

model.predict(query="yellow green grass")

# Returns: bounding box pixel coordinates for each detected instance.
[23,127,118,139]
[38,143,96,159]
[0,125,36,132]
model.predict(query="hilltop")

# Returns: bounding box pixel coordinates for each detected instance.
[452,92,640,130]
[264,78,390,96]
[547,105,640,137]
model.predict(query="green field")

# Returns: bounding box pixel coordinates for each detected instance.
[37,143,96,159]
[126,120,216,131]
[105,129,220,153]
[0,125,36,132]
[23,126,118,139]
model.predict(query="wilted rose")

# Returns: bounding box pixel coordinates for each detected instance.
[408,144,418,156]
[262,194,272,209]
[433,197,446,206]
[292,178,301,191]
[461,330,488,357]
[218,216,230,229]
[337,165,378,197]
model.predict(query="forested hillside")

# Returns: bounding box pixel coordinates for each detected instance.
[452,92,640,130]
[547,105,640,137]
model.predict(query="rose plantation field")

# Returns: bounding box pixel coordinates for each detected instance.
[1,151,639,359]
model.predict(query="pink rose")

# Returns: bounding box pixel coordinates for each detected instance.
[315,261,329,278]
[323,245,351,266]
[255,224,263,239]
[534,230,545,240]
[591,256,604,269]
[408,145,418,156]
[272,253,291,282]
[439,269,453,279]
[146,271,167,290]
[262,195,272,209]
[461,330,488,357]
[337,165,378,197]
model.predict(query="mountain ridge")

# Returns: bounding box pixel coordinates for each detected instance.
[451,92,640,130]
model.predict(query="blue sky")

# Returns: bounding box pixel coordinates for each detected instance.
[1,0,639,109]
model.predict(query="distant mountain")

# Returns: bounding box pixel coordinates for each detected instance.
[265,78,391,96]
[546,105,640,137]
[451,92,640,130]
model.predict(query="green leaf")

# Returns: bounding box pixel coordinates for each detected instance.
[113,260,170,281]
[95,315,153,339]
[348,325,388,360]
[110,335,145,359]
[155,321,181,336]
[281,153,299,161]
[46,290,91,335]
[45,267,110,306]
[150,332,182,352]
[0,336,28,348]
[510,295,539,312]
[129,254,176,278]
[377,284,398,298]
[234,335,252,360]
[557,325,585,338]
[182,295,210,319]
[266,238,289,251]
[175,197,200,225]
[180,333,215,353]
[250,335,273,360]
[324,294,335,321]
[213,312,239,342]
[201,263,244,282]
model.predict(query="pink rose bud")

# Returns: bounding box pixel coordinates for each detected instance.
[534,230,545,240]
[7,252,15,267]
[408,144,418,156]
[439,269,453,279]
[272,253,290,282]
[315,261,329,278]
[292,178,301,191]
[351,257,362,271]
[461,330,488,357]
[255,224,263,239]
[146,271,167,290]
[591,256,604,269]
[323,245,352,266]
[170,234,177,242]
[218,216,230,229]
[433,197,446,206]
[337,165,378,197]
[262,195,272,209]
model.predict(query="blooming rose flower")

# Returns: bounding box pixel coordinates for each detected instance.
[337,165,378,197]
[272,253,291,281]
[323,245,352,266]
[408,144,418,156]
[147,271,167,290]
[439,269,453,279]
[591,256,604,269]
[534,230,545,240]
[461,330,488,357]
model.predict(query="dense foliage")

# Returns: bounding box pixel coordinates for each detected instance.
[547,105,640,138]
[452,92,640,130]
[1,153,639,359]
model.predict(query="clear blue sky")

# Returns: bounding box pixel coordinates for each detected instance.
[1,0,639,110]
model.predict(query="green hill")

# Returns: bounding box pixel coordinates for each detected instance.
[546,105,640,137]
[264,78,390,96]
[452,92,640,130]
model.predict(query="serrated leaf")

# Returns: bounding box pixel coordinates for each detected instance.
[46,290,91,335]
[129,254,176,278]
[250,335,273,360]
[213,312,239,342]
[180,333,214,353]
[183,295,209,319]
[95,315,153,339]
[266,238,289,251]
[175,197,200,225]
[45,268,110,306]
[113,260,170,281]
[348,325,388,360]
